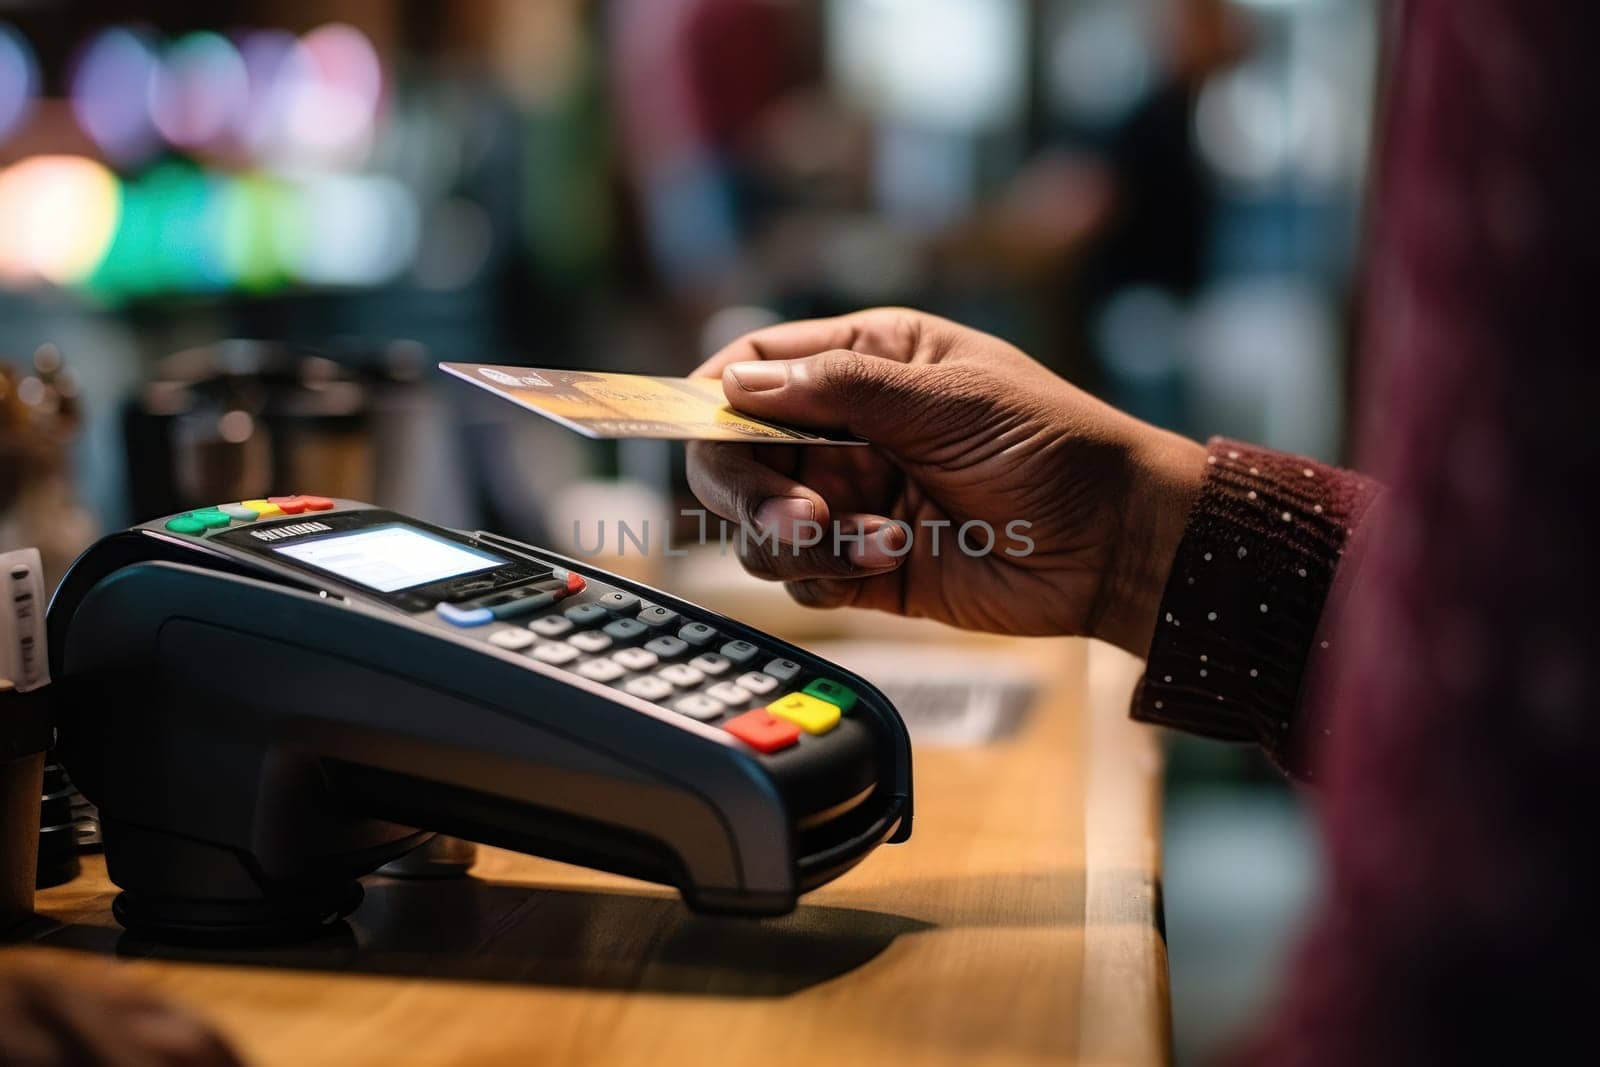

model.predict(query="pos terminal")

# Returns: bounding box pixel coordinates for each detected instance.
[46,497,912,942]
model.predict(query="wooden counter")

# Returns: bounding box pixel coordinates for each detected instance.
[4,636,1167,1066]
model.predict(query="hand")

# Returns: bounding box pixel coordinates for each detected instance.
[0,955,244,1067]
[686,308,1206,653]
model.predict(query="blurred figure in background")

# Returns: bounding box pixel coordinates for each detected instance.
[609,0,818,320]
[1082,0,1247,310]
[1075,0,1248,414]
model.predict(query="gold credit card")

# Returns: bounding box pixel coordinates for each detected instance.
[439,363,865,445]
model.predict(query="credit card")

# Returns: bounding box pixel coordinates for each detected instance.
[439,363,865,445]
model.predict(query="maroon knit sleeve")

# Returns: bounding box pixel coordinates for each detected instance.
[1130,437,1381,776]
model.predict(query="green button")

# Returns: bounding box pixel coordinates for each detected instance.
[190,509,232,529]
[164,515,208,534]
[803,678,857,713]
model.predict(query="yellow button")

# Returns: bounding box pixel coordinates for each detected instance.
[766,692,841,735]
[240,499,284,517]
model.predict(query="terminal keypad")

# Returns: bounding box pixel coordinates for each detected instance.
[153,496,866,758]
[496,581,861,756]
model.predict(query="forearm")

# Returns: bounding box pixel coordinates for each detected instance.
[1127,438,1383,777]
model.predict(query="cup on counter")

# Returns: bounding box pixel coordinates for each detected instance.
[1,680,51,935]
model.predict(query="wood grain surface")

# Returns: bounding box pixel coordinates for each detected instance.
[4,633,1167,1066]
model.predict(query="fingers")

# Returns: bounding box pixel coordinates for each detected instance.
[685,441,832,541]
[0,963,244,1067]
[737,515,909,584]
[690,307,933,378]
[121,1008,246,1067]
[687,444,911,582]
[721,349,950,452]
[691,315,863,377]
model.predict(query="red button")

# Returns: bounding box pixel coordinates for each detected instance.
[564,571,587,595]
[300,495,334,511]
[268,495,308,514]
[724,710,800,754]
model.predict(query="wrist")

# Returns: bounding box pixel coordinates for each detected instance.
[1091,424,1207,655]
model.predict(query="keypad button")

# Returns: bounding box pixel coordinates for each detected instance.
[301,495,335,511]
[533,642,581,665]
[767,692,842,735]
[802,678,859,713]
[219,503,260,521]
[673,694,725,721]
[529,615,574,638]
[191,509,232,529]
[568,631,613,653]
[624,676,673,701]
[736,672,779,696]
[720,640,760,665]
[678,622,719,646]
[489,628,536,650]
[707,682,751,707]
[437,602,494,627]
[563,603,609,626]
[489,589,560,620]
[240,499,283,518]
[578,658,626,682]
[763,658,802,682]
[637,605,679,628]
[598,591,641,614]
[603,618,649,641]
[613,647,659,671]
[690,653,732,676]
[164,515,208,534]
[645,635,687,659]
[724,710,800,754]
[658,664,704,688]
[268,495,308,514]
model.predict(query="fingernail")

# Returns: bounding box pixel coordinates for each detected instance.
[849,522,907,568]
[728,362,788,392]
[754,497,815,541]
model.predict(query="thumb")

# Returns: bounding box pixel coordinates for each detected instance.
[722,350,946,450]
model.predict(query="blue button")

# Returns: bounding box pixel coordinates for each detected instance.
[564,603,609,626]
[436,602,494,627]
[603,618,648,641]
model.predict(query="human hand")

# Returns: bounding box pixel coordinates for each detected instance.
[686,308,1206,653]
[0,955,244,1067]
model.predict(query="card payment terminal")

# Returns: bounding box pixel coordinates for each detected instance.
[46,497,912,942]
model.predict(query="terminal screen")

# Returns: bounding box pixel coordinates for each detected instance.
[272,523,507,592]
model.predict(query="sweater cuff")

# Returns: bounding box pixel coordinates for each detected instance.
[1130,438,1381,774]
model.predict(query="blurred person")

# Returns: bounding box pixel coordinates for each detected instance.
[609,0,817,310]
[933,0,1248,396]
[686,1,1597,1062]
[1079,0,1247,306]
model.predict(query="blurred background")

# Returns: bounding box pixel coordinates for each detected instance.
[0,0,1377,1059]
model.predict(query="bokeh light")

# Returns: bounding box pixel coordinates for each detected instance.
[292,173,418,286]
[277,24,384,168]
[5,21,415,299]
[0,156,123,286]
[0,23,39,144]
[235,29,307,161]
[216,172,303,290]
[148,32,250,153]
[89,163,229,297]
[70,28,164,165]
